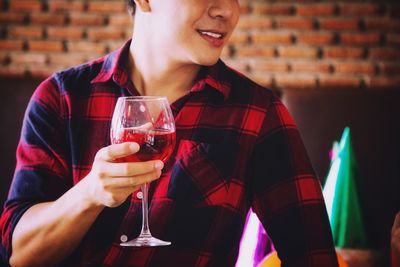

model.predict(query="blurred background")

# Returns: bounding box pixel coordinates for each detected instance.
[0,0,399,266]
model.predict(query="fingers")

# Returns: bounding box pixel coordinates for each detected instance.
[96,142,139,161]
[110,169,162,189]
[88,142,166,206]
[99,160,164,177]
[87,143,166,208]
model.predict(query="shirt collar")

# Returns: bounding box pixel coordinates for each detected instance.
[90,39,132,87]
[91,39,231,100]
[191,60,231,101]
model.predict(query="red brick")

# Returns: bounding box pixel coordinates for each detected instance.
[82,53,105,62]
[228,31,250,45]
[88,1,126,13]
[276,18,315,30]
[234,46,275,58]
[252,3,293,15]
[0,24,5,34]
[290,60,331,74]
[319,75,361,89]
[319,18,359,31]
[69,13,106,26]
[107,40,130,51]
[340,33,381,45]
[252,32,292,45]
[28,65,56,78]
[87,28,126,41]
[48,53,87,66]
[340,3,381,16]
[278,46,319,59]
[237,16,273,30]
[67,41,107,54]
[275,74,317,90]
[8,26,44,39]
[30,13,66,25]
[109,15,132,27]
[334,61,376,75]
[0,52,9,64]
[364,18,400,31]
[387,34,400,46]
[324,47,365,59]
[369,48,400,61]
[239,3,251,15]
[107,41,128,52]
[28,40,64,52]
[11,53,47,64]
[248,72,274,88]
[9,0,43,12]
[296,32,334,45]
[0,40,24,51]
[249,60,288,73]
[379,63,400,75]
[48,1,85,12]
[296,4,336,16]
[365,76,400,89]
[0,12,26,24]
[0,65,27,77]
[47,27,85,40]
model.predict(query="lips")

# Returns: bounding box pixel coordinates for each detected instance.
[197,30,226,47]
[198,30,223,39]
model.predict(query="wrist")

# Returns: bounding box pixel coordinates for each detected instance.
[74,178,105,212]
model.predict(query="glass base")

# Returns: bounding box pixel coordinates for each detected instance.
[120,236,171,247]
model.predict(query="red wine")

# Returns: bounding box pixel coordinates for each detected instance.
[111,129,176,162]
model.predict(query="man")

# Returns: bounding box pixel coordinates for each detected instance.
[0,0,339,266]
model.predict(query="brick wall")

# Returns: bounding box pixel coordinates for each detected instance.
[0,0,399,90]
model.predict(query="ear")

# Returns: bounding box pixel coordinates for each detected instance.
[134,0,151,12]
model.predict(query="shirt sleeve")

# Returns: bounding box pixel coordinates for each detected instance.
[250,94,339,267]
[0,76,71,263]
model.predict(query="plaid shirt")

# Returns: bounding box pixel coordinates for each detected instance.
[0,40,338,267]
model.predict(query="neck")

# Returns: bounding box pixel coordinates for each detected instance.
[128,39,200,104]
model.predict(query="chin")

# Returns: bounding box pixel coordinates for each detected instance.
[194,53,221,66]
[198,59,219,66]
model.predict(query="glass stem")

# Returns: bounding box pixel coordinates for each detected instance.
[140,183,152,237]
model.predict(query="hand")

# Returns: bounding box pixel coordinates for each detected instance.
[392,212,400,265]
[82,142,164,208]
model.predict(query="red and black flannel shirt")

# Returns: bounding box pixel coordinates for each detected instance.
[0,40,338,267]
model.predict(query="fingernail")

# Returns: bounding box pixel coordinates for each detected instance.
[154,161,164,170]
[129,143,139,151]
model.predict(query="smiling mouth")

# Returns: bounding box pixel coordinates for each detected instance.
[197,30,225,39]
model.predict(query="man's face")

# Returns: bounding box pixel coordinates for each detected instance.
[148,0,240,66]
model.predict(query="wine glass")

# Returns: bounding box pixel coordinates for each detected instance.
[110,96,176,247]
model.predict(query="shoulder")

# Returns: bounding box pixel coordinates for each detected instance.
[50,56,106,94]
[29,56,107,113]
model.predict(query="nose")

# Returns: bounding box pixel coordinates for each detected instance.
[209,0,239,20]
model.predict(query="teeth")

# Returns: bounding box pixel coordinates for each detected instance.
[200,31,222,39]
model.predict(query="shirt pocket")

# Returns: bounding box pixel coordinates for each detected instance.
[167,139,238,208]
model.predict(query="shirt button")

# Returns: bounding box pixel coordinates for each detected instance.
[120,235,128,242]
[136,191,143,199]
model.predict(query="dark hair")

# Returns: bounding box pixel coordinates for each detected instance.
[125,0,136,16]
